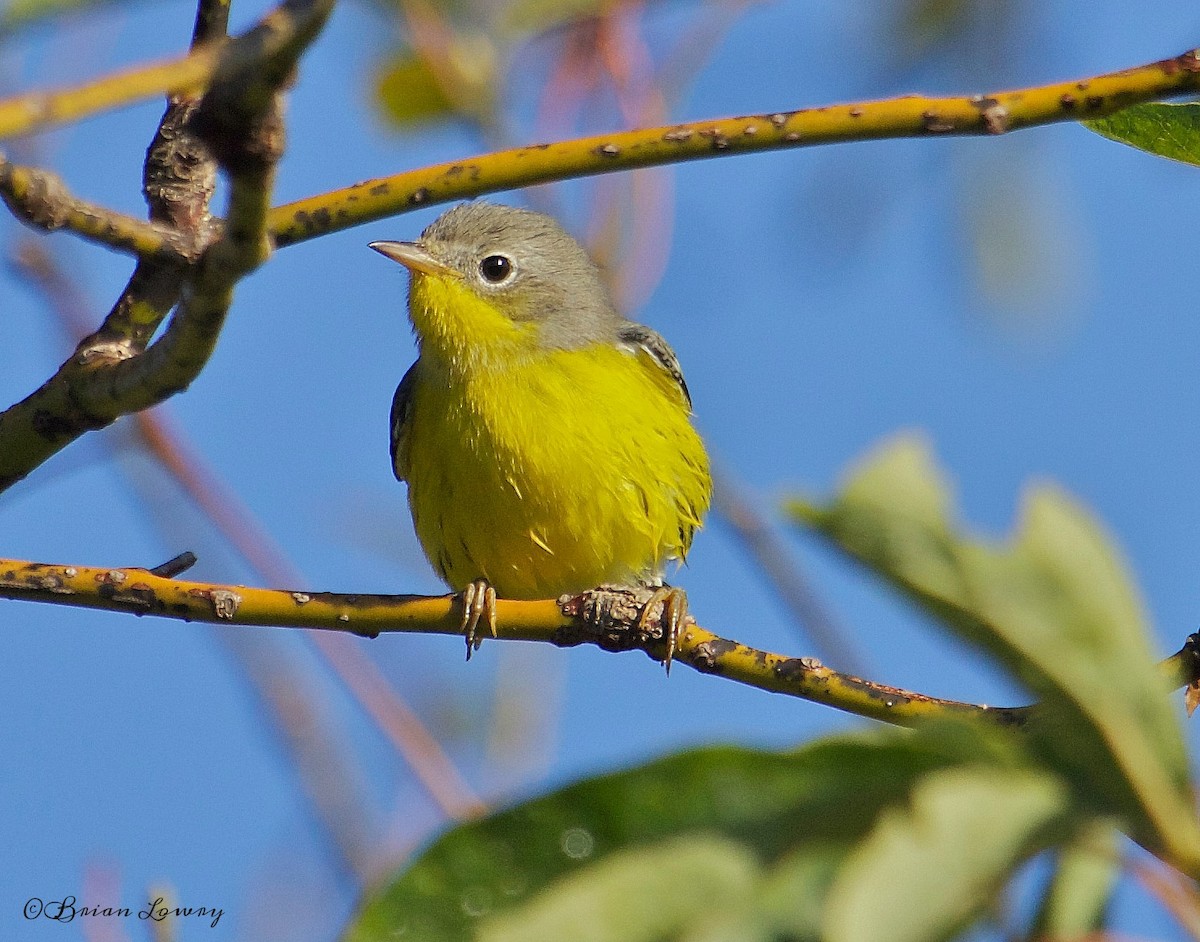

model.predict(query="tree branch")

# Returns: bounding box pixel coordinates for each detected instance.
[0,0,334,492]
[13,554,1168,728]
[13,556,1199,726]
[269,47,1200,246]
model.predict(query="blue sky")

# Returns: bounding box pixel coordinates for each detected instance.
[2,0,1200,939]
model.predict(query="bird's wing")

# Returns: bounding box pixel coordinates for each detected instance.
[389,362,419,482]
[616,322,692,410]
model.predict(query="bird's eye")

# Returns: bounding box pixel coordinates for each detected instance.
[479,255,513,284]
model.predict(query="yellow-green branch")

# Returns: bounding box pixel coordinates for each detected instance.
[0,0,330,142]
[269,48,1200,246]
[0,42,223,141]
[6,556,1198,725]
[0,555,1043,727]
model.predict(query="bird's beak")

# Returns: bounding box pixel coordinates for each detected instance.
[369,240,454,277]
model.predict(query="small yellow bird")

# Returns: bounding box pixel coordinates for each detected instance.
[370,202,711,665]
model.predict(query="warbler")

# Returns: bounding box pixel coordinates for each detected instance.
[370,202,711,665]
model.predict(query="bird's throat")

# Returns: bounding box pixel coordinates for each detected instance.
[408,273,537,373]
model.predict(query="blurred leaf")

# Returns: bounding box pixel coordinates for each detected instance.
[344,722,1038,942]
[961,147,1087,344]
[375,52,455,127]
[478,835,759,942]
[788,435,1200,868]
[825,766,1071,942]
[1085,103,1200,167]
[880,0,1022,74]
[2,0,98,22]
[749,845,845,942]
[373,28,498,127]
[889,0,973,64]
[1030,819,1121,938]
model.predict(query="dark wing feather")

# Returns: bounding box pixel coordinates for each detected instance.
[389,362,419,482]
[616,322,692,409]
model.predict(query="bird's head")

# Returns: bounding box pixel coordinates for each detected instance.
[371,202,622,368]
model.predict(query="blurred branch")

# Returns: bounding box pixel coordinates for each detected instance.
[4,0,482,838]
[1133,856,1200,940]
[270,47,1200,246]
[0,0,316,141]
[5,554,1152,728]
[315,635,487,819]
[710,465,869,676]
[192,0,231,46]
[129,354,487,822]
[0,38,224,140]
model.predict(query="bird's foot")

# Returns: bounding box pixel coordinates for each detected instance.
[637,584,689,675]
[458,578,497,660]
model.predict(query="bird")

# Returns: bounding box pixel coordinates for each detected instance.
[370,201,711,667]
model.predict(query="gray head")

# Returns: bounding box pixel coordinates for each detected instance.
[374,202,625,350]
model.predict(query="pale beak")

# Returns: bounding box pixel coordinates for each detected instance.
[369,240,454,277]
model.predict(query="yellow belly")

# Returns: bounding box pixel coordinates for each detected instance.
[404,343,711,599]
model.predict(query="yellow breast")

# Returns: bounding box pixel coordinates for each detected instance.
[403,341,711,599]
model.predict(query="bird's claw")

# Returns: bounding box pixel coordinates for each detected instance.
[638,585,689,675]
[460,578,498,660]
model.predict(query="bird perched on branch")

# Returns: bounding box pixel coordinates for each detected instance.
[371,202,711,667]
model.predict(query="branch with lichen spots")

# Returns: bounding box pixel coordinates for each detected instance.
[6,47,1198,260]
[269,47,1200,246]
[19,554,1200,729]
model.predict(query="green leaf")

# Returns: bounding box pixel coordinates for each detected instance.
[343,722,1033,942]
[1030,819,1121,938]
[375,53,456,127]
[825,767,1071,942]
[1085,102,1200,167]
[789,434,1200,869]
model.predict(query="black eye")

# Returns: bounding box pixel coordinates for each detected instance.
[479,255,513,283]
